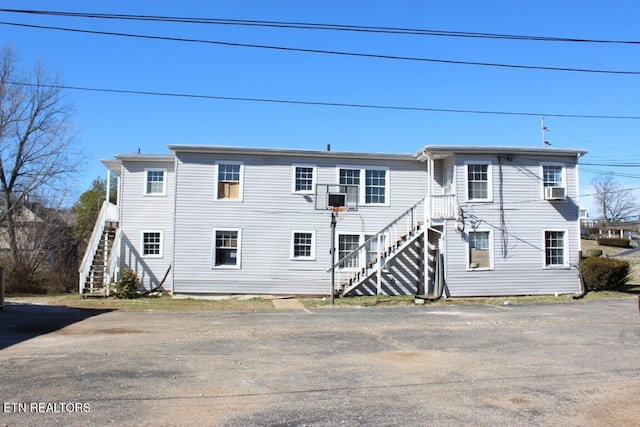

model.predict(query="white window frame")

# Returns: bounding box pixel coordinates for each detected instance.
[543,229,569,269]
[467,229,493,271]
[337,165,390,206]
[292,164,316,194]
[212,228,242,269]
[541,162,566,196]
[144,168,167,196]
[141,230,163,258]
[290,230,317,260]
[214,161,244,202]
[465,161,493,202]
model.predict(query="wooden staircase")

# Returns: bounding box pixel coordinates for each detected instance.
[79,201,120,297]
[82,225,117,297]
[332,198,426,296]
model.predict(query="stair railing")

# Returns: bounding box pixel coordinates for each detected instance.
[78,201,119,294]
[104,228,122,297]
[331,197,426,293]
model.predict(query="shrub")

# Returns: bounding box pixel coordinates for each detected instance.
[114,268,140,299]
[585,249,602,257]
[581,257,630,291]
[596,237,631,248]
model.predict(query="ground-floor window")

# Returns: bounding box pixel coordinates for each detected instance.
[338,233,385,269]
[291,231,316,260]
[544,230,566,267]
[212,229,241,268]
[141,231,163,258]
[468,230,491,269]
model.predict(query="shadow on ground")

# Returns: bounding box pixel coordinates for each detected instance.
[0,303,113,351]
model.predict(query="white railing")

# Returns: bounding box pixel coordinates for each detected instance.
[332,197,426,295]
[104,228,122,297]
[78,201,119,294]
[430,194,457,220]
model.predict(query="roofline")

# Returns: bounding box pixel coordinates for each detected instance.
[416,145,587,161]
[168,144,415,161]
[101,154,174,175]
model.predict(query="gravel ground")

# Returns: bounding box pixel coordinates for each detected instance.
[1,298,639,426]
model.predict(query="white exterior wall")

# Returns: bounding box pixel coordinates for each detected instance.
[442,153,582,296]
[118,159,175,291]
[171,151,427,295]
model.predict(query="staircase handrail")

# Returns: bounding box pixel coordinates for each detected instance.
[329,197,426,271]
[78,201,114,292]
[105,227,122,293]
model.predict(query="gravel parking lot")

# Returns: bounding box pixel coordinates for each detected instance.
[1,298,639,426]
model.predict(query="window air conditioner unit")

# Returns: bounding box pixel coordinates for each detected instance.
[545,186,566,201]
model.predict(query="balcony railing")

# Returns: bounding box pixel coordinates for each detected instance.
[430,194,457,220]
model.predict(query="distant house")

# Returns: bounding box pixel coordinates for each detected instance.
[80,144,587,298]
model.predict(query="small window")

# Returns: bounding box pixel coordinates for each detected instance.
[142,231,163,257]
[338,234,361,269]
[291,231,316,260]
[145,169,166,195]
[293,165,316,194]
[467,163,491,201]
[468,231,491,269]
[213,229,241,268]
[542,164,564,187]
[216,163,243,200]
[544,230,566,268]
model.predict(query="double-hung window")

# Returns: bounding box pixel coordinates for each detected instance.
[145,169,166,195]
[291,231,316,260]
[542,164,564,188]
[466,162,492,202]
[338,167,389,206]
[468,231,491,269]
[212,229,241,268]
[216,162,243,201]
[338,234,361,269]
[544,230,567,268]
[141,231,163,258]
[292,165,316,194]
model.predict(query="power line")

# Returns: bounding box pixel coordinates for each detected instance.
[8,81,640,119]
[2,21,640,76]
[2,8,640,45]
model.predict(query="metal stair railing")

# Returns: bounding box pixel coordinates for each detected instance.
[331,197,425,295]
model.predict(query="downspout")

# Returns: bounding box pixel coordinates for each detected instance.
[170,155,179,296]
[573,152,587,299]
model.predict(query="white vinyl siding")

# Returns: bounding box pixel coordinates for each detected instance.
[291,231,316,260]
[144,169,166,195]
[466,162,492,202]
[212,229,241,268]
[338,166,389,206]
[215,162,244,201]
[141,231,163,258]
[292,164,316,194]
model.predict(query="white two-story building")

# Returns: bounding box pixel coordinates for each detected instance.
[80,144,586,298]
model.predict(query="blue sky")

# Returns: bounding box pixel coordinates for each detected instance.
[2,0,639,215]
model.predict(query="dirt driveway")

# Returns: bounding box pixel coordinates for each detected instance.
[1,299,639,426]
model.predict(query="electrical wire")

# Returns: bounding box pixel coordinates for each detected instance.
[2,8,640,45]
[2,21,640,76]
[7,80,640,120]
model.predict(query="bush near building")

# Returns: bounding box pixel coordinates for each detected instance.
[596,237,632,248]
[581,257,630,291]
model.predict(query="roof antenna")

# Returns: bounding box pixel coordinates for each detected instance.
[327,144,331,152]
[541,117,551,147]
[138,148,141,154]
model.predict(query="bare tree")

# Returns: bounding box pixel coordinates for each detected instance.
[592,174,638,225]
[0,45,81,291]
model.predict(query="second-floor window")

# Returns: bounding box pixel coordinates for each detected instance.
[216,162,243,201]
[145,169,166,195]
[466,163,491,202]
[542,164,564,187]
[339,167,389,206]
[293,165,316,194]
